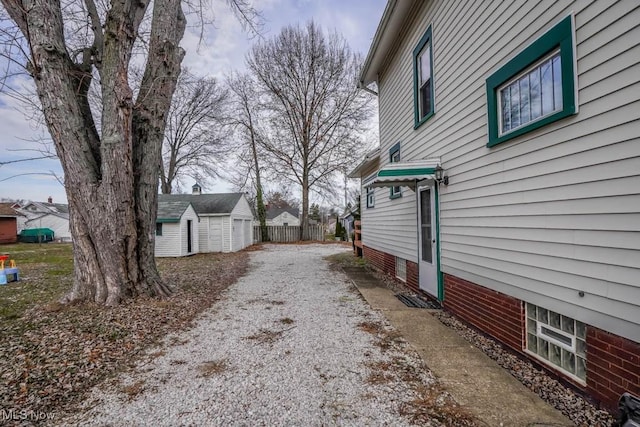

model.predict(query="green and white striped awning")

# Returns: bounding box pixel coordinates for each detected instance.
[364,159,440,190]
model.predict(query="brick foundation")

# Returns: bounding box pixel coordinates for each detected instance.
[363,245,419,294]
[364,246,640,413]
[587,327,640,413]
[444,273,640,413]
[444,274,524,352]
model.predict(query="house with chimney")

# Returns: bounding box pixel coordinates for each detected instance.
[17,197,71,241]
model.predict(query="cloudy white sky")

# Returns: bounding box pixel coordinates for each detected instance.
[0,0,386,204]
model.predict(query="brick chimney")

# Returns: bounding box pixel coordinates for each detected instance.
[47,196,53,203]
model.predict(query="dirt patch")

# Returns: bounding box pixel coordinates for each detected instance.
[197,359,229,377]
[245,326,295,344]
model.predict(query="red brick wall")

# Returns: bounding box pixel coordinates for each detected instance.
[363,245,395,278]
[587,327,640,413]
[0,218,17,244]
[406,260,419,294]
[443,274,523,353]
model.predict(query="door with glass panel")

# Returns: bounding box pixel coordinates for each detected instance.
[418,185,438,297]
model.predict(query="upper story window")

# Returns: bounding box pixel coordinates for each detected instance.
[366,186,375,208]
[413,26,434,128]
[389,143,401,199]
[486,15,577,147]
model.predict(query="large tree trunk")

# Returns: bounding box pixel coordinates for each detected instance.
[3,0,185,305]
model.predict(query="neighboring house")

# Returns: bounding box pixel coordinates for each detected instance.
[158,187,254,253]
[18,198,71,241]
[350,0,639,412]
[339,211,357,238]
[0,203,19,244]
[265,207,300,226]
[155,200,199,257]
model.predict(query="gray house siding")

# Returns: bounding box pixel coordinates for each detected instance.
[362,0,640,343]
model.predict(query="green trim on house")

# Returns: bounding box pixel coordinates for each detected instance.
[156,218,181,223]
[435,185,443,301]
[389,143,402,199]
[486,15,577,147]
[413,25,435,129]
[377,167,436,177]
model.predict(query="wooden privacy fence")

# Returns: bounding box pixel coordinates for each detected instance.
[253,225,325,243]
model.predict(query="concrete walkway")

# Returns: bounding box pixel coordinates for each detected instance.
[342,266,573,427]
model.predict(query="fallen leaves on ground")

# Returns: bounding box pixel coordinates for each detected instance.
[0,251,249,422]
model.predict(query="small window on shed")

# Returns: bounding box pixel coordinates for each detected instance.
[156,223,163,236]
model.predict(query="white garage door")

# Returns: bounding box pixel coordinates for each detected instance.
[243,220,252,248]
[232,219,243,252]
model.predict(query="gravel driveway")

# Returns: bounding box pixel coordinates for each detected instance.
[66,244,443,426]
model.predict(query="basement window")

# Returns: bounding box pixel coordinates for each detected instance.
[396,257,407,282]
[526,303,586,383]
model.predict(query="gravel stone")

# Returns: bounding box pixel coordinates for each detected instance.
[63,244,441,426]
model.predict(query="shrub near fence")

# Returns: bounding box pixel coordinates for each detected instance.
[253,225,324,243]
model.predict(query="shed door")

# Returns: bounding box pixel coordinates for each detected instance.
[187,220,192,253]
[209,218,223,252]
[232,219,243,252]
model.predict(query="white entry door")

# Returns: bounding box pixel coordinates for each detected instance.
[418,185,438,298]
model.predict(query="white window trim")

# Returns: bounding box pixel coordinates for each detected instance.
[525,304,586,385]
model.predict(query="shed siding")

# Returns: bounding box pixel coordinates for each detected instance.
[365,1,640,342]
[179,205,199,256]
[155,223,181,257]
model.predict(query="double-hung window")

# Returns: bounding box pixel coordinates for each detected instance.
[486,15,577,147]
[413,26,434,128]
[389,143,401,199]
[155,223,163,236]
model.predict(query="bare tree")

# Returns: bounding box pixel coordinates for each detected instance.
[264,189,299,210]
[247,21,374,240]
[160,70,229,194]
[0,0,260,306]
[226,71,268,241]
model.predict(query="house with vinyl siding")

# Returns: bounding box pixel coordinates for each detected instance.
[350,0,639,413]
[158,186,254,254]
[265,207,300,226]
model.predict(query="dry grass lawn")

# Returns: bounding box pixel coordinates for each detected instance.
[0,242,249,420]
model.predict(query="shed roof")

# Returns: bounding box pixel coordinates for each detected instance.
[158,193,244,215]
[0,203,19,217]
[157,200,192,223]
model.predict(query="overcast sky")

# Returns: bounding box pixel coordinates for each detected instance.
[0,0,386,204]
